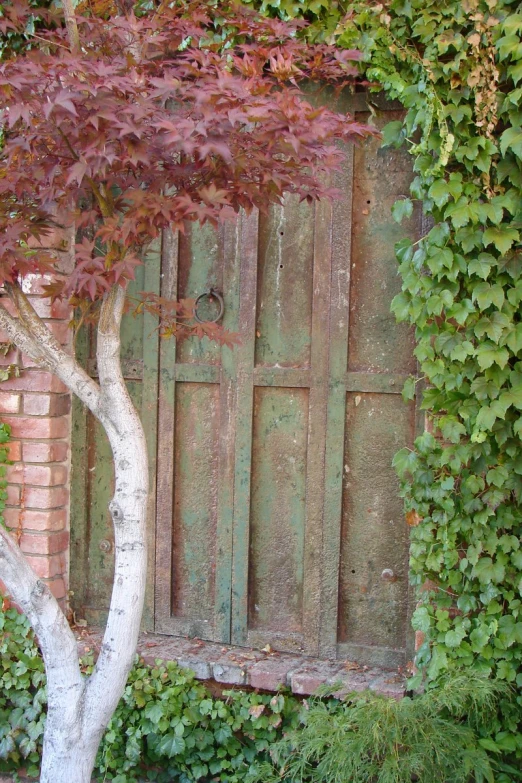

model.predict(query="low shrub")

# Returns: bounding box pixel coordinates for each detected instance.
[249,674,518,783]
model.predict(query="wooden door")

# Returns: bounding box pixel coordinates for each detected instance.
[70,93,419,667]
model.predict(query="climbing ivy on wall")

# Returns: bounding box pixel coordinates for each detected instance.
[243,0,522,773]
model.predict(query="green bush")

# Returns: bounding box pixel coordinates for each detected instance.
[249,674,517,783]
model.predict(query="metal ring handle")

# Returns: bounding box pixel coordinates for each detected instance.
[194,288,224,324]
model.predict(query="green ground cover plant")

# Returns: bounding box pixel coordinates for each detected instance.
[0,599,303,782]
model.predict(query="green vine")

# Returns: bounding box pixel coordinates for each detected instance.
[243,0,522,774]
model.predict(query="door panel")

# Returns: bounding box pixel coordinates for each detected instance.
[338,392,415,667]
[171,382,220,624]
[248,386,309,636]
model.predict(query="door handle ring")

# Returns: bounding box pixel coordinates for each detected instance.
[194,288,224,324]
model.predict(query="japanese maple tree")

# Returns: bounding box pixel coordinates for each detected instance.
[0,2,374,780]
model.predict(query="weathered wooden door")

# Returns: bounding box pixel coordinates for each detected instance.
[71,94,419,668]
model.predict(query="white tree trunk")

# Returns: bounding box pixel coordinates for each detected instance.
[0,283,149,783]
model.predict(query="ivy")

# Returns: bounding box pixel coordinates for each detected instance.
[0,607,304,781]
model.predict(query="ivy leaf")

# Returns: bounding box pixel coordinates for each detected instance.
[391,198,413,223]
[483,227,520,255]
[428,179,451,207]
[427,646,448,679]
[475,405,497,431]
[472,557,506,584]
[428,222,451,247]
[445,626,467,648]
[402,376,416,402]
[500,126,522,158]
[476,343,510,370]
[469,253,495,280]
[144,703,164,724]
[499,387,522,410]
[438,415,466,442]
[471,282,505,310]
[157,733,186,758]
[445,197,471,228]
[487,465,509,487]
[474,312,510,341]
[392,447,419,478]
[381,120,405,148]
[395,237,413,263]
[391,292,411,321]
[509,61,522,86]
[506,322,522,353]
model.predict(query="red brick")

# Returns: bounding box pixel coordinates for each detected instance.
[23,485,68,509]
[2,416,69,439]
[4,507,67,532]
[290,662,346,696]
[17,530,69,556]
[6,441,21,461]
[0,371,68,393]
[25,552,67,579]
[45,577,67,601]
[22,441,68,463]
[23,393,71,417]
[28,297,71,320]
[0,393,20,414]
[7,464,67,487]
[46,321,72,345]
[6,484,20,505]
[6,464,23,484]
[248,657,301,690]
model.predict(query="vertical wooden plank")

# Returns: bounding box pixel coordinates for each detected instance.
[335,107,419,666]
[301,196,332,656]
[142,238,161,629]
[230,209,259,646]
[154,229,178,632]
[214,224,240,642]
[320,146,354,658]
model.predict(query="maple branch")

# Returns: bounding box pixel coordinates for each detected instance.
[61,0,80,54]
[0,282,101,416]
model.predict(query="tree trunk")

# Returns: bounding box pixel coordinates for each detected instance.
[0,283,149,783]
[39,387,148,783]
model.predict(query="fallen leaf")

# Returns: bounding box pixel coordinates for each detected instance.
[406,509,422,527]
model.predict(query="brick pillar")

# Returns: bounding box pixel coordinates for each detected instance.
[0,277,72,607]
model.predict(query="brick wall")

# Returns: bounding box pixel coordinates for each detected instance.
[0,277,72,607]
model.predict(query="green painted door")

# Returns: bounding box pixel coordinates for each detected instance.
[71,93,419,667]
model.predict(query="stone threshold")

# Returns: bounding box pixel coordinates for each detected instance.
[76,628,405,698]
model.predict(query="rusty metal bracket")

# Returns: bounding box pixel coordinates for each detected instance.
[194,288,224,324]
